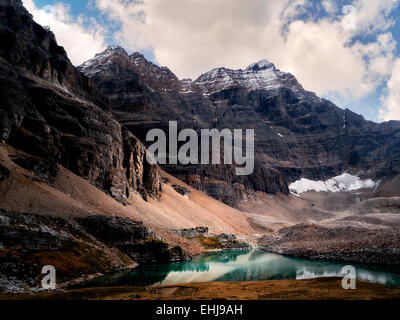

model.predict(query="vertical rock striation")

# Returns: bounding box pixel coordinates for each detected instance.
[0,0,161,202]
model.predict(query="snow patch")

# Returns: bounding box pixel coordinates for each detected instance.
[289,173,377,194]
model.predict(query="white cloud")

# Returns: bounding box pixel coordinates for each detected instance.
[351,0,399,34]
[282,19,372,100]
[95,0,150,51]
[354,33,396,83]
[380,59,400,121]
[322,0,337,16]
[93,0,399,109]
[22,0,106,65]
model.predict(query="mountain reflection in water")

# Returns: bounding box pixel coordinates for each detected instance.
[84,249,400,287]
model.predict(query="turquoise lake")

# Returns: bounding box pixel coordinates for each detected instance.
[86,249,400,287]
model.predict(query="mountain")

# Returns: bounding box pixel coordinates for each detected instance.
[79,46,400,206]
[184,59,303,94]
[1,0,400,294]
[2,0,291,293]
[0,2,165,203]
[79,45,181,91]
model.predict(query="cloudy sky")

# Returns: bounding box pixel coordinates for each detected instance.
[22,0,400,122]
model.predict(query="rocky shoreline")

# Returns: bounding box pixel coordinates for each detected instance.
[259,223,400,271]
[173,227,253,250]
[0,209,188,293]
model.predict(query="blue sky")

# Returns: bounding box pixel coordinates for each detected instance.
[30,0,156,61]
[23,0,400,122]
[34,0,87,15]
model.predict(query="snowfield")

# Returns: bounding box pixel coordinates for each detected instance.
[289,173,378,195]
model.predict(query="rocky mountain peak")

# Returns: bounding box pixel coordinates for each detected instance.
[78,45,131,76]
[79,48,180,91]
[192,60,303,94]
[130,51,147,67]
[80,46,305,95]
[105,45,128,54]
[246,59,274,70]
[128,52,180,91]
[103,45,132,63]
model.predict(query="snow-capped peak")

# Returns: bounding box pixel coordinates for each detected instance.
[192,59,303,94]
[246,59,274,70]
[92,45,129,61]
[106,45,125,51]
[78,45,131,76]
[80,46,304,95]
[79,46,180,91]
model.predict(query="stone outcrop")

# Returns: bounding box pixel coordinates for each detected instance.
[0,209,131,292]
[0,209,187,292]
[122,128,162,200]
[174,227,209,239]
[173,227,252,250]
[216,233,252,250]
[172,184,191,197]
[76,215,186,264]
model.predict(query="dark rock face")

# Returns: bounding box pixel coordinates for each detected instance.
[76,215,186,264]
[76,215,152,244]
[80,46,400,205]
[0,0,161,202]
[0,163,10,182]
[122,128,162,200]
[172,184,191,197]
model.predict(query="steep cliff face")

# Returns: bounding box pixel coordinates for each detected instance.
[0,0,161,202]
[80,46,400,205]
[207,87,400,182]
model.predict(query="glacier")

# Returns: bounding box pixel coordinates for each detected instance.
[289,173,378,195]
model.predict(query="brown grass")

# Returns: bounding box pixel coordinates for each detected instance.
[196,236,222,249]
[2,278,400,300]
